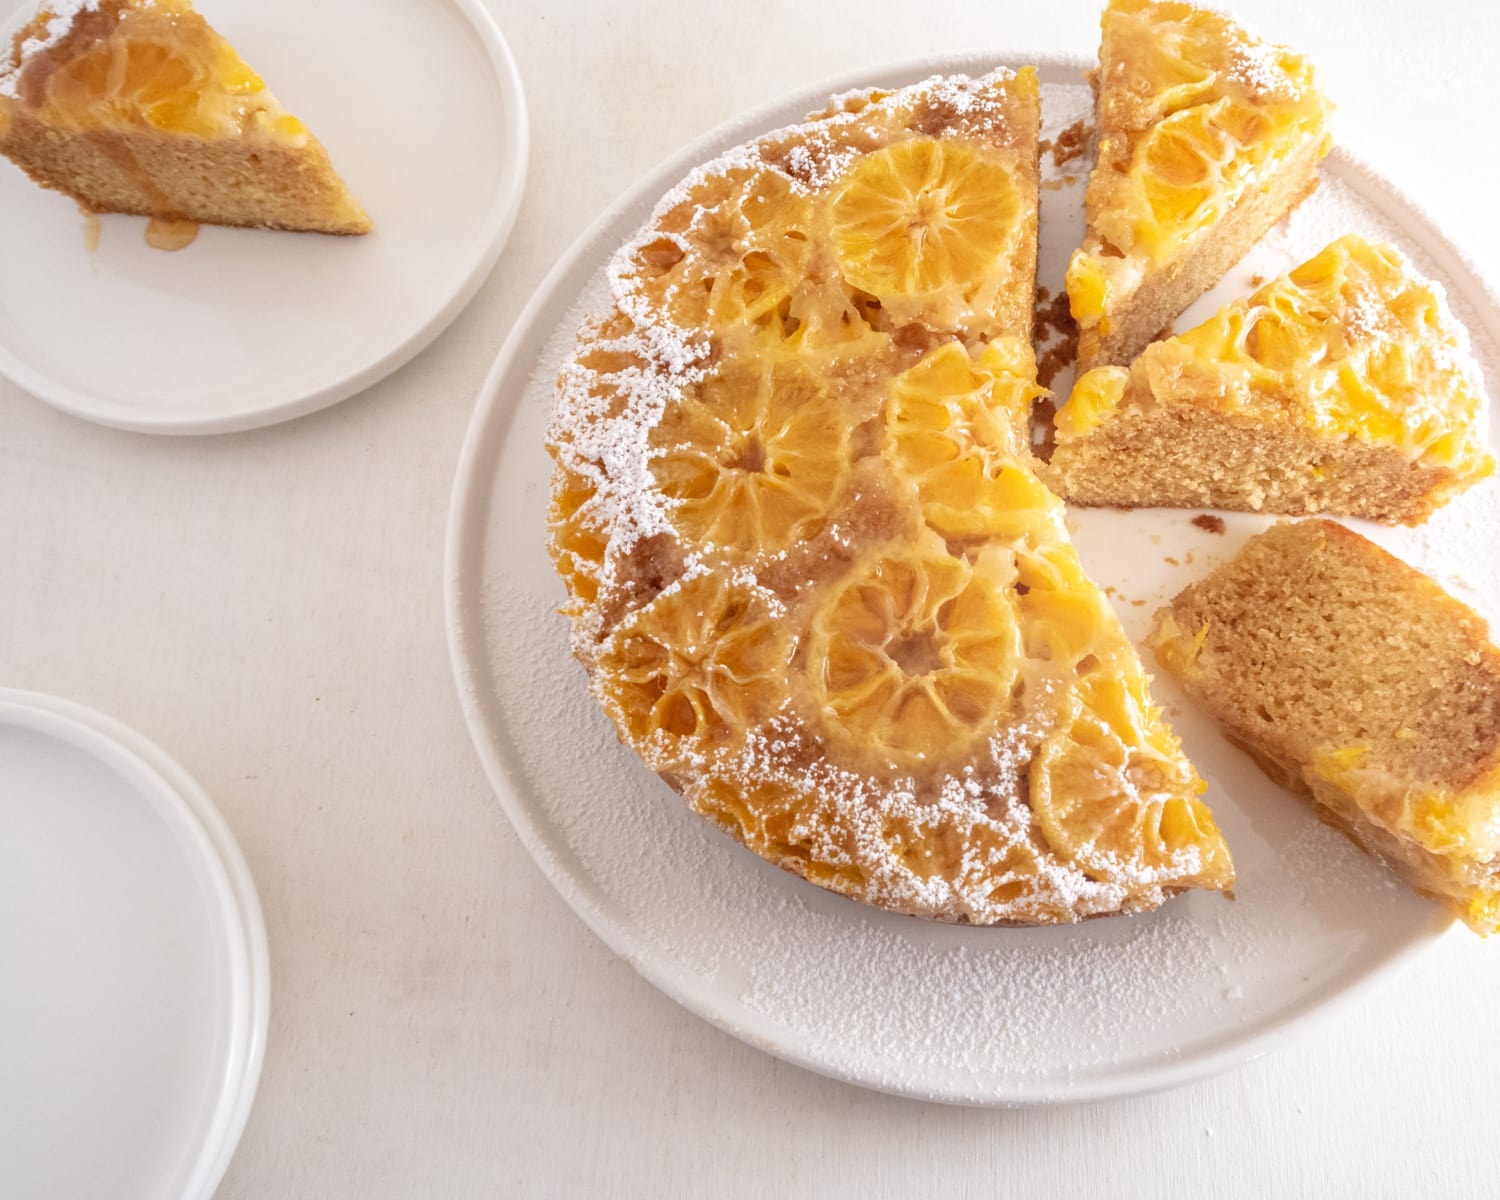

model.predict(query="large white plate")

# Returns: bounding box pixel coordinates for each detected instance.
[0,0,528,434]
[0,688,268,1197]
[445,55,1498,1105]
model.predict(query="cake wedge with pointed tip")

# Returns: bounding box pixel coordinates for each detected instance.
[1049,235,1495,525]
[1066,0,1331,369]
[0,0,370,234]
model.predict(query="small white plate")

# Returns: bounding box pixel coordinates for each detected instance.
[0,0,528,434]
[0,688,268,1197]
[446,56,1497,1104]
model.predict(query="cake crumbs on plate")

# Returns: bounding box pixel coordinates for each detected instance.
[1033,287,1078,391]
[1048,117,1090,168]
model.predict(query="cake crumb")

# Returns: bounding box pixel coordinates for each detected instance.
[1192,514,1227,535]
[1165,556,1180,567]
[1033,288,1079,391]
[1131,599,1147,607]
[1050,118,1091,168]
[1032,397,1057,459]
[1249,273,1267,288]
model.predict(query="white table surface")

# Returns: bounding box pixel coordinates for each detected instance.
[5,1,1500,1195]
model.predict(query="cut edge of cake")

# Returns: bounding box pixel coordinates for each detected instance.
[1150,518,1500,936]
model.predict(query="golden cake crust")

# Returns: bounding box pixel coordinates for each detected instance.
[547,70,1235,926]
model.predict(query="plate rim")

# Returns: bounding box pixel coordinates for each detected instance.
[0,0,530,436]
[0,687,270,1196]
[444,51,1487,1106]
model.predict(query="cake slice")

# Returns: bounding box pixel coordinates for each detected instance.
[1048,235,1496,525]
[1151,520,1500,935]
[0,0,370,234]
[1066,0,1331,369]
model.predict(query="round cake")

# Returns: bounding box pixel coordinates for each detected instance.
[545,68,1235,924]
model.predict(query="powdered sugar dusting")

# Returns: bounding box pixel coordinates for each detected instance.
[1224,37,1298,100]
[548,67,1026,651]
[1339,284,1382,341]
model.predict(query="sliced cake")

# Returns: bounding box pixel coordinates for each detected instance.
[1049,235,1495,525]
[548,70,1235,926]
[1152,520,1500,935]
[0,0,370,234]
[1066,0,1332,369]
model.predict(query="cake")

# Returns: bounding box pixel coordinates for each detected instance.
[0,0,370,234]
[1048,235,1496,524]
[547,69,1234,926]
[1151,519,1500,935]
[1066,0,1331,369]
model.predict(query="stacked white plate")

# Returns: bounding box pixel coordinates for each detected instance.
[0,690,268,1198]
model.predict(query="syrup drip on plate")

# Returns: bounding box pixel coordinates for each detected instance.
[144,217,200,252]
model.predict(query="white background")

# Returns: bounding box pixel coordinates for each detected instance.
[5,1,1499,1195]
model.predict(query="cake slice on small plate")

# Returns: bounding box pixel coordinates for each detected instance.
[0,0,370,234]
[1066,0,1331,369]
[1151,519,1500,936]
[1048,235,1495,525]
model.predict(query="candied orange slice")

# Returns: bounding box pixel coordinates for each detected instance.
[830,137,1021,300]
[547,466,607,612]
[885,340,1052,541]
[1135,103,1236,237]
[649,359,851,553]
[805,537,1022,772]
[595,571,791,768]
[1030,682,1233,885]
[623,171,816,341]
[1014,543,1119,669]
[45,15,272,137]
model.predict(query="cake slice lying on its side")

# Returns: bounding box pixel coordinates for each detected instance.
[1066,0,1331,370]
[1151,520,1500,935]
[1048,235,1495,525]
[0,0,370,234]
